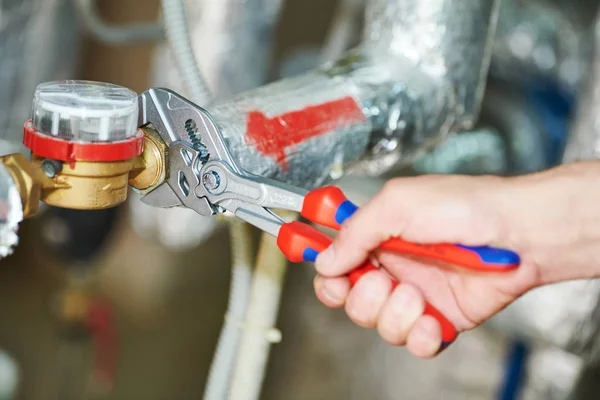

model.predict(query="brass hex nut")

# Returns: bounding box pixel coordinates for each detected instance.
[128,126,168,192]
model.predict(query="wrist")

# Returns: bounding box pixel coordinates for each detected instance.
[497,161,600,284]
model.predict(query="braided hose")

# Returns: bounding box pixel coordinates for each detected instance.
[160,0,212,104]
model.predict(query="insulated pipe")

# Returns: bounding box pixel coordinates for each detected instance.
[193,0,285,101]
[209,0,501,188]
[563,14,600,163]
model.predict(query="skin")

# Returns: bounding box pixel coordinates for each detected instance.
[314,161,600,358]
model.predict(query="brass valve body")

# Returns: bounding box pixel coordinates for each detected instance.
[1,126,167,217]
[33,156,134,211]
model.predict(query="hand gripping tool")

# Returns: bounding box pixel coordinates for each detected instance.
[137,88,521,348]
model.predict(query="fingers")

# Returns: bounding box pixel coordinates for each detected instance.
[315,274,445,358]
[345,270,393,328]
[313,275,350,308]
[316,182,407,277]
[376,284,425,345]
[406,316,442,358]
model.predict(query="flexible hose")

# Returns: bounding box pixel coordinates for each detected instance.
[202,221,254,400]
[161,0,212,104]
[228,219,292,400]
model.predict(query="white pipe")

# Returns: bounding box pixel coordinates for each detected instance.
[228,227,290,400]
[160,0,212,104]
[203,221,254,400]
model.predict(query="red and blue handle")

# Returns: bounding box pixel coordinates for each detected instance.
[301,186,521,271]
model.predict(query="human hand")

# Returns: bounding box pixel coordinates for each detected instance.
[314,162,600,358]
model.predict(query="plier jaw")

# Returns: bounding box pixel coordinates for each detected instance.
[136,88,238,217]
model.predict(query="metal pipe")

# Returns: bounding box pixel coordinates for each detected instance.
[209,0,501,188]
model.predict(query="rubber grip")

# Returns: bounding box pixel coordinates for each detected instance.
[379,240,519,272]
[348,263,458,346]
[302,186,356,230]
[303,186,520,271]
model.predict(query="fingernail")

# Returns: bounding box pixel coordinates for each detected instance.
[317,245,335,268]
[322,279,345,303]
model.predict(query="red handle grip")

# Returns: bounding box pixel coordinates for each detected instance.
[278,221,458,346]
[302,186,519,272]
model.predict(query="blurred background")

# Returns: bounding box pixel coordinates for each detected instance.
[0,0,598,399]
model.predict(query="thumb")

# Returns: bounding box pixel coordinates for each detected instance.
[314,176,504,277]
[315,182,409,277]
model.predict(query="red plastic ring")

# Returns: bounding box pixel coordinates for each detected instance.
[23,120,144,163]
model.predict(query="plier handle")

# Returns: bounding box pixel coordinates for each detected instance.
[137,88,521,348]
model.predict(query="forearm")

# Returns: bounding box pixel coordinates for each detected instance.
[493,161,600,284]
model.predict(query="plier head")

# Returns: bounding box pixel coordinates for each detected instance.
[136,88,241,217]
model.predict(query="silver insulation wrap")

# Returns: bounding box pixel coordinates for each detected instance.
[0,164,23,259]
[492,0,590,92]
[563,14,600,163]
[210,70,373,189]
[209,0,501,183]
[151,0,284,101]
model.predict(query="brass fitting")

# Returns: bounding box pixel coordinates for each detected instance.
[129,126,168,192]
[32,156,134,211]
[0,126,168,217]
[2,153,58,217]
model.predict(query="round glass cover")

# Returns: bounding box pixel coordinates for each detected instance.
[31,80,139,143]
